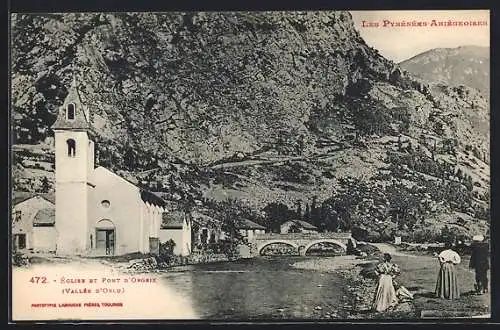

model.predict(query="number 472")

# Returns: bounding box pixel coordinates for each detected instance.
[29,276,47,284]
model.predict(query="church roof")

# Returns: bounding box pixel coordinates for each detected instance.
[51,77,93,131]
[140,189,167,207]
[93,167,167,208]
[33,208,55,226]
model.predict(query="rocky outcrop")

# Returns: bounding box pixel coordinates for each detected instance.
[12,11,489,239]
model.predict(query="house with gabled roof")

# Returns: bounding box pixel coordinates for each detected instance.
[237,218,266,241]
[159,210,192,256]
[12,193,56,252]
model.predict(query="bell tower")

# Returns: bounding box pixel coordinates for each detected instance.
[51,77,95,255]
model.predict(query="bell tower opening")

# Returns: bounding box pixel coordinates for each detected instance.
[67,103,75,120]
[66,139,76,157]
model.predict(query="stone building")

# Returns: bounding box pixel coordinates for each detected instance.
[12,193,56,252]
[190,210,223,251]
[237,218,266,241]
[159,210,192,256]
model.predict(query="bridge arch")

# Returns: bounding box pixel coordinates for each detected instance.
[257,240,299,255]
[303,239,347,254]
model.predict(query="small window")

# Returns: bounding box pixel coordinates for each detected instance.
[101,200,110,208]
[66,139,76,157]
[67,104,75,120]
[15,210,21,222]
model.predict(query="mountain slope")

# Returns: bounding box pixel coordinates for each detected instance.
[399,46,489,97]
[11,12,489,241]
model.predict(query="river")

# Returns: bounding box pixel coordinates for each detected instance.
[158,256,349,320]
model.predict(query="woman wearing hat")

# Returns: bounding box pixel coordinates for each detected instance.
[373,253,400,312]
[435,241,461,299]
[469,235,489,294]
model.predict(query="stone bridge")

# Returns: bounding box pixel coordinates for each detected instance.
[253,232,352,256]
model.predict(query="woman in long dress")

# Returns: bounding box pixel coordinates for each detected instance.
[373,253,400,312]
[435,242,461,299]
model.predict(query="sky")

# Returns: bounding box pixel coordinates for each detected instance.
[349,10,490,63]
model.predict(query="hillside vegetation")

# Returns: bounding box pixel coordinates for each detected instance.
[11,12,490,242]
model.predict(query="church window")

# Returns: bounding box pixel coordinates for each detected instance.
[15,210,21,222]
[66,139,76,157]
[101,200,110,208]
[67,104,75,120]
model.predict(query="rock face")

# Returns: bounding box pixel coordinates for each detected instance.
[11,12,489,240]
[399,46,490,98]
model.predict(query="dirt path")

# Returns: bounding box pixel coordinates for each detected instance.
[369,243,429,258]
[209,147,348,169]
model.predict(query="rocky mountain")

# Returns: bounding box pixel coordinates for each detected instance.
[399,46,490,98]
[11,12,490,242]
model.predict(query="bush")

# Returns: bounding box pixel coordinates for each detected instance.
[439,225,468,244]
[357,243,381,257]
[409,227,441,243]
[352,226,383,242]
[217,238,241,259]
[12,252,29,267]
[158,239,176,263]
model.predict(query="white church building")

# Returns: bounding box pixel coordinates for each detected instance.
[49,80,186,256]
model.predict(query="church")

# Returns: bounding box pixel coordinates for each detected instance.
[49,79,187,256]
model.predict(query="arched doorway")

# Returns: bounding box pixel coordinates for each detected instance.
[95,219,115,256]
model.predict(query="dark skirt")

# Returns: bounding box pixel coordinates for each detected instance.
[435,262,460,299]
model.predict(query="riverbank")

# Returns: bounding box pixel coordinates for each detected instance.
[21,251,238,272]
[291,244,490,319]
[291,255,388,319]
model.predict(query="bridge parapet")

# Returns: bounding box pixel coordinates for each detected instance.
[255,232,352,241]
[253,232,352,256]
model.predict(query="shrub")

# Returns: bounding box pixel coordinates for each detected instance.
[410,227,441,243]
[12,252,29,267]
[158,239,176,263]
[351,226,383,242]
[438,225,468,244]
[357,243,381,257]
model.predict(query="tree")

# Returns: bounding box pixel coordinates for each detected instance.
[385,183,420,233]
[304,203,311,223]
[310,196,320,227]
[40,176,51,193]
[349,97,391,136]
[263,202,295,233]
[205,198,259,258]
[295,200,302,219]
[288,223,301,233]
[406,141,413,153]
[464,175,474,191]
